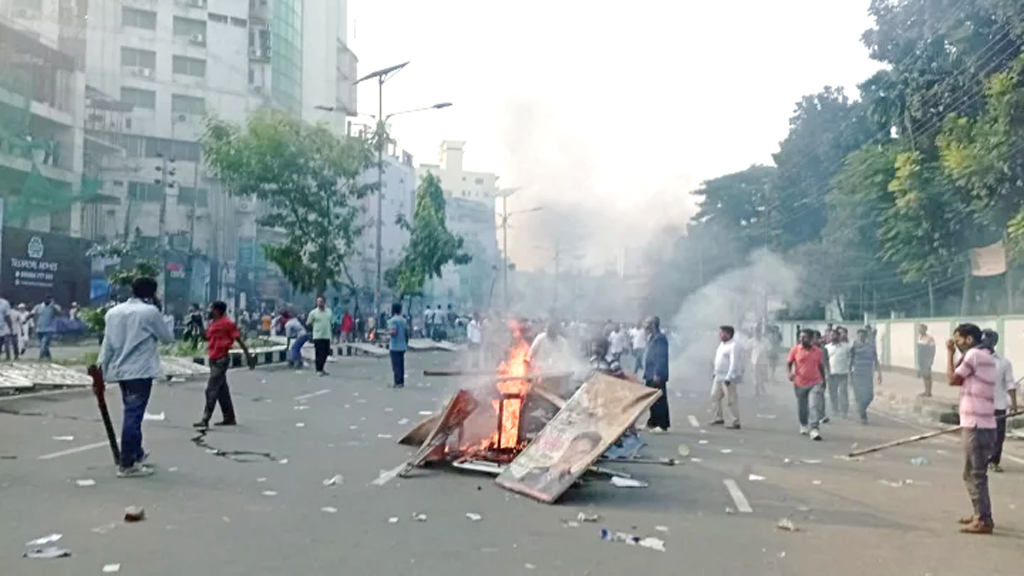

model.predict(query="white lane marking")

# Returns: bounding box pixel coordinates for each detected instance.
[38,441,108,460]
[687,415,700,428]
[293,389,330,401]
[723,479,753,513]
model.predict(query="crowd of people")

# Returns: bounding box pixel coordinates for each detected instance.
[0,294,83,360]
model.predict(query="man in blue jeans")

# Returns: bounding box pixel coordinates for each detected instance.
[32,295,61,359]
[387,302,408,389]
[97,277,175,477]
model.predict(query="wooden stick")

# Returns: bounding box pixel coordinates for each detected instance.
[599,457,680,466]
[848,409,1023,457]
[423,369,493,377]
[423,370,573,383]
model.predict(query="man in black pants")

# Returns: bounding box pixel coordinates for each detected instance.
[387,302,408,388]
[307,296,333,376]
[194,301,254,429]
[642,316,671,433]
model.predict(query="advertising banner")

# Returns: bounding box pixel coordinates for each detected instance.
[1,227,90,306]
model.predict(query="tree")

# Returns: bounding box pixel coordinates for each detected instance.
[386,173,471,302]
[690,165,776,251]
[201,109,375,295]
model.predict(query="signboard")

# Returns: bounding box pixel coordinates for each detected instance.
[1,227,90,306]
[496,373,661,503]
[969,241,1007,277]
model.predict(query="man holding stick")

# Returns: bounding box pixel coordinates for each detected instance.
[947,323,998,535]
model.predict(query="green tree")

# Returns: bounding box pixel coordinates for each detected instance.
[386,173,471,301]
[201,109,375,295]
[690,165,776,251]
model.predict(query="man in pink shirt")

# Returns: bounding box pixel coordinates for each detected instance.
[947,323,997,535]
[787,329,828,441]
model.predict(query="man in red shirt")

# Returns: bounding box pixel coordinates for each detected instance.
[788,329,828,441]
[194,301,254,429]
[341,309,354,342]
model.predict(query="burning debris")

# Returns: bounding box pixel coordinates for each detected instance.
[389,350,665,504]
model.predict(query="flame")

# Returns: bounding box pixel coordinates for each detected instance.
[489,340,531,450]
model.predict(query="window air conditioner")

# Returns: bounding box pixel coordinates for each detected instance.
[189,34,205,45]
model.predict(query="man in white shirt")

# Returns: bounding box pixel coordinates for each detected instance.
[608,324,627,361]
[629,324,647,374]
[711,325,743,429]
[97,277,176,478]
[824,329,853,419]
[467,313,483,368]
[750,331,769,395]
[0,296,14,360]
[982,330,1016,473]
[528,321,573,372]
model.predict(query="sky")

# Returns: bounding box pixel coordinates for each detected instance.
[347,0,883,270]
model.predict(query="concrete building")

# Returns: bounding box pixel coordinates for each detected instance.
[418,140,500,310]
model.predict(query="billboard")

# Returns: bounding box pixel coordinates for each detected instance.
[1,227,91,307]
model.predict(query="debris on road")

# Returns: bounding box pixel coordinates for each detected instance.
[91,523,117,535]
[377,434,393,439]
[563,520,581,528]
[833,455,863,462]
[295,423,305,428]
[677,444,691,457]
[690,457,703,462]
[75,479,96,487]
[811,480,822,485]
[525,563,537,570]
[322,474,344,487]
[748,474,765,481]
[52,435,74,441]
[397,418,410,425]
[465,513,482,522]
[321,507,338,514]
[654,525,670,533]
[418,411,433,416]
[776,518,798,532]
[756,414,777,419]
[720,449,733,454]
[910,457,930,466]
[698,440,708,445]
[261,491,278,497]
[294,405,309,411]
[599,529,665,552]
[388,517,399,524]
[878,480,904,488]
[411,513,427,522]
[800,459,821,464]
[123,507,145,522]
[102,563,121,573]
[23,546,71,559]
[142,412,165,421]
[610,476,648,488]
[26,534,62,546]
[726,507,737,515]
[577,512,600,523]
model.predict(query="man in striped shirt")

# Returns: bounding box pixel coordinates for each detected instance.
[947,323,997,535]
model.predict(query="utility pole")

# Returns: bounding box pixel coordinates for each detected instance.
[186,153,201,303]
[154,152,176,291]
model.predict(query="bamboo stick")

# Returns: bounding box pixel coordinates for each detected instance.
[848,410,1023,457]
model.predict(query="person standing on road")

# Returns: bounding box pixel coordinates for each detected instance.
[825,329,853,419]
[750,330,769,395]
[467,313,483,369]
[0,296,15,360]
[788,329,827,441]
[947,323,998,535]
[341,308,354,343]
[31,295,61,359]
[850,328,881,424]
[15,303,29,356]
[710,325,743,430]
[918,324,936,397]
[307,296,333,376]
[630,322,647,375]
[284,312,308,369]
[387,302,408,388]
[642,316,671,433]
[98,277,175,477]
[194,301,253,429]
[980,330,1015,473]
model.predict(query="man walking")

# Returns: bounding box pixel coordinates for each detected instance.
[630,322,646,375]
[825,329,853,418]
[710,325,742,430]
[467,313,483,369]
[642,316,670,433]
[850,328,881,424]
[918,324,937,397]
[284,312,308,369]
[194,301,253,429]
[307,296,333,376]
[788,329,827,441]
[981,330,1015,473]
[31,295,60,359]
[97,277,175,477]
[387,302,408,388]
[947,323,998,534]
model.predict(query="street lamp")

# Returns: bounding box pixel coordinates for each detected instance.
[497,188,544,315]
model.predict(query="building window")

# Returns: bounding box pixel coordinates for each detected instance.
[121,47,157,70]
[128,182,166,202]
[120,87,156,109]
[122,7,157,30]
[208,13,228,23]
[12,0,42,11]
[172,56,206,78]
[178,187,209,208]
[173,16,206,37]
[230,17,247,27]
[171,94,205,115]
[475,177,484,184]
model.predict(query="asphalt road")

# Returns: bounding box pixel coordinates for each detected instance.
[1,351,1021,576]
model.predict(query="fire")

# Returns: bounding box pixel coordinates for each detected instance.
[490,340,532,450]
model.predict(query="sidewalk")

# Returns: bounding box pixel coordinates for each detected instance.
[875,369,960,423]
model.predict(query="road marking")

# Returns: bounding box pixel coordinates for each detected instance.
[294,389,330,401]
[723,479,753,513]
[687,415,700,428]
[38,441,108,460]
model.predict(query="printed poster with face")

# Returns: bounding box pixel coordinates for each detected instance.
[495,373,661,503]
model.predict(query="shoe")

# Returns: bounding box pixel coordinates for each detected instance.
[799,426,809,435]
[709,419,725,426]
[725,423,741,430]
[649,427,667,434]
[214,420,237,426]
[959,520,994,534]
[138,451,152,465]
[991,463,1004,473]
[821,416,831,424]
[193,420,210,429]
[957,516,976,525]
[117,464,155,478]
[809,429,822,441]
[393,384,404,389]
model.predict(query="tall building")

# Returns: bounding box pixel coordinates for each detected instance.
[418,140,500,310]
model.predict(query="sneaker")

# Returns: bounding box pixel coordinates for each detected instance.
[117,464,155,478]
[725,422,741,430]
[799,426,809,435]
[649,427,667,434]
[991,463,1004,473]
[709,419,726,426]
[959,520,994,534]
[138,451,152,465]
[809,429,822,441]
[214,420,237,426]
[193,420,210,429]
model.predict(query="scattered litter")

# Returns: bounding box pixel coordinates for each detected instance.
[397,418,410,425]
[776,518,798,532]
[388,517,399,524]
[222,517,230,523]
[418,411,433,416]
[654,525,670,533]
[910,457,930,466]
[123,507,145,522]
[797,506,812,512]
[777,551,787,558]
[261,379,267,384]
[26,534,62,547]
[262,491,278,497]
[23,547,71,559]
[936,449,949,455]
[639,537,666,552]
[850,442,859,449]
[577,512,600,523]
[525,564,537,570]
[677,444,691,457]
[411,513,427,522]
[295,423,306,428]
[91,523,117,535]
[349,425,358,430]
[800,459,821,464]
[278,459,289,464]
[322,474,344,487]
[75,479,96,487]
[610,476,648,488]
[167,467,178,472]
[748,474,765,482]
[690,457,703,463]
[321,507,338,514]
[878,480,904,488]
[833,455,863,462]
[698,440,708,445]
[357,399,367,404]
[725,507,737,515]
[102,563,121,573]
[811,480,822,485]
[563,521,580,528]
[756,414,777,419]
[465,513,482,522]
[782,458,793,465]
[294,405,309,411]
[377,434,393,439]
[256,477,267,482]
[699,429,707,434]
[599,529,665,552]
[52,436,74,441]
[142,412,165,421]
[384,407,394,412]
[720,449,733,454]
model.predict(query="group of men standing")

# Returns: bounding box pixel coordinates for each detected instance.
[0,295,67,360]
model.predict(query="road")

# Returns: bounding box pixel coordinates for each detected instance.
[1,351,1021,576]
